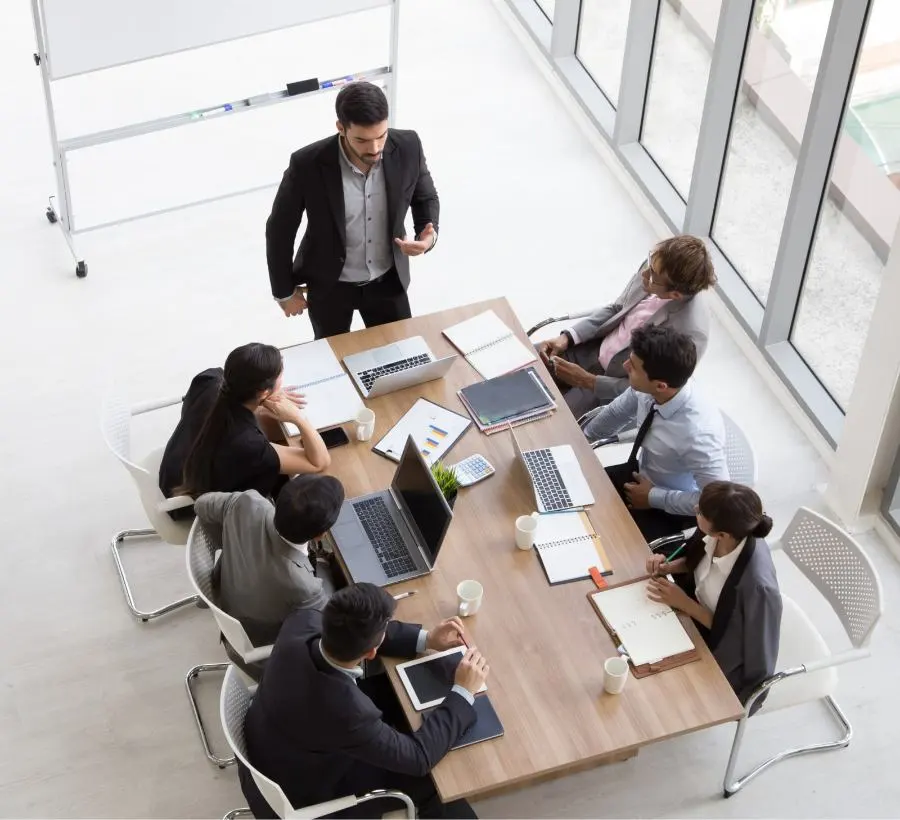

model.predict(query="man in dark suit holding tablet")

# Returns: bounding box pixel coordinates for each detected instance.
[241,582,489,818]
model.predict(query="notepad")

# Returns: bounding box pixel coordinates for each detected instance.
[443,310,537,380]
[532,511,610,585]
[280,339,364,434]
[590,582,695,666]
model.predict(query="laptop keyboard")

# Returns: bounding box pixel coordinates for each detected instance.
[353,497,418,578]
[522,449,573,511]
[358,354,431,392]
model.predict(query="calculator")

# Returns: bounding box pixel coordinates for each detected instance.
[449,454,495,487]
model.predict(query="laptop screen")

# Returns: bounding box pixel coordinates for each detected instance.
[393,436,453,564]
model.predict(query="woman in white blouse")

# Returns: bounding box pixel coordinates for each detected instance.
[645,481,782,709]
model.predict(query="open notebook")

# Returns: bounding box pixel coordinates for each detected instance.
[280,339,364,434]
[442,310,536,380]
[532,511,611,585]
[590,581,695,667]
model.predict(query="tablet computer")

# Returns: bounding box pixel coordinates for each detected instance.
[396,647,487,711]
[449,694,504,750]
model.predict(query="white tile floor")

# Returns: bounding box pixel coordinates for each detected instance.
[1,0,898,816]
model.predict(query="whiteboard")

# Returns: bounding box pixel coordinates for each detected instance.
[41,0,392,79]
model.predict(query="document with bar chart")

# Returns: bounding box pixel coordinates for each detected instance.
[372,398,472,464]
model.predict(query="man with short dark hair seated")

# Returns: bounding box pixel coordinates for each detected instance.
[583,325,729,542]
[539,235,716,417]
[241,582,489,819]
[194,474,345,646]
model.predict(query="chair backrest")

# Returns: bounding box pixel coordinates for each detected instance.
[220,666,294,819]
[780,507,883,648]
[186,519,260,661]
[101,390,191,546]
[720,411,757,487]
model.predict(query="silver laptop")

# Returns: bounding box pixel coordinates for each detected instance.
[343,335,457,398]
[509,426,595,512]
[329,436,453,586]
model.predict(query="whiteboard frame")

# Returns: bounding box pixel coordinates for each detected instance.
[30,0,401,276]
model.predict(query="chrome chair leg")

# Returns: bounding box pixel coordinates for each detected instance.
[111,528,199,622]
[186,662,235,768]
[222,809,253,820]
[724,694,852,797]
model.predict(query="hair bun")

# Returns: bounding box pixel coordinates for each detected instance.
[752,513,773,539]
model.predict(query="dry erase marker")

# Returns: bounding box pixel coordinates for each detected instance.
[392,590,417,601]
[321,75,355,89]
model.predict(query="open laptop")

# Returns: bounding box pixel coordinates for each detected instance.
[343,335,457,399]
[509,426,595,512]
[329,435,453,586]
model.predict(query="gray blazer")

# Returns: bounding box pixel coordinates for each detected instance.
[570,265,711,395]
[194,490,329,645]
[681,533,782,711]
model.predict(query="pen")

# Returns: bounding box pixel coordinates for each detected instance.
[392,591,417,601]
[457,630,470,649]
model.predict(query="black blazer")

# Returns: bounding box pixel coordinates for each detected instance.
[265,130,440,299]
[243,609,474,810]
[680,532,782,712]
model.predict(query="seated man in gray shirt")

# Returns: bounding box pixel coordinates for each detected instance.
[194,474,345,646]
[584,325,728,543]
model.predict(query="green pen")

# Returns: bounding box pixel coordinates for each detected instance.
[655,542,686,573]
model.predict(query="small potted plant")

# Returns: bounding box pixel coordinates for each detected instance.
[430,460,461,510]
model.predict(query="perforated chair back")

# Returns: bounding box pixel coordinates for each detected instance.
[221,666,294,819]
[101,390,191,546]
[780,507,883,648]
[186,520,260,662]
[720,411,757,487]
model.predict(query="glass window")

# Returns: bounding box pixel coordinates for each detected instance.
[712,1,834,305]
[640,0,723,199]
[791,0,900,410]
[536,0,555,20]
[576,0,632,107]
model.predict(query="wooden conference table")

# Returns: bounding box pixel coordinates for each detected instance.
[299,297,741,803]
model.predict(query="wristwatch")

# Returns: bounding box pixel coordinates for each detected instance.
[561,330,575,349]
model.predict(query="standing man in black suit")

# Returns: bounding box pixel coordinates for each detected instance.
[266,82,440,339]
[241,582,489,819]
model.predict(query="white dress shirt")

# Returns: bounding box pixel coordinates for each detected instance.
[694,536,747,613]
[583,381,729,516]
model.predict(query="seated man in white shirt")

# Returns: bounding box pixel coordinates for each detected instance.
[583,325,728,542]
[538,235,716,418]
[194,474,345,648]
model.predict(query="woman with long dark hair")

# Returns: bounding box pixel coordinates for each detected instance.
[159,343,330,511]
[645,480,782,708]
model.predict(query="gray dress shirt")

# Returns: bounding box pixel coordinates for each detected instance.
[583,382,729,516]
[337,138,393,283]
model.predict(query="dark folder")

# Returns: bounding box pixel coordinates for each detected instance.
[459,367,553,426]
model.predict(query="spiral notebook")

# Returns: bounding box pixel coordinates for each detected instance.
[279,339,364,434]
[532,511,612,585]
[443,310,537,380]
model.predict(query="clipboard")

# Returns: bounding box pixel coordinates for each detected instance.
[587,574,701,679]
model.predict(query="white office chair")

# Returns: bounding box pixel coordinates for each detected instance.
[100,389,199,621]
[722,507,882,797]
[185,518,275,768]
[220,665,416,820]
[720,411,757,487]
[525,310,592,339]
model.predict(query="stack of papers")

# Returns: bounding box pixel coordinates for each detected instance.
[443,310,537,380]
[280,340,364,434]
[532,511,609,585]
[590,583,694,666]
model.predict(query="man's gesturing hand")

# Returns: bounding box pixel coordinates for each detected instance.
[395,222,436,257]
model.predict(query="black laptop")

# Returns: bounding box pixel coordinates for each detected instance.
[329,436,453,585]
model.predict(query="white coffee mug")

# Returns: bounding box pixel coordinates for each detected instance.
[355,407,376,442]
[515,513,539,550]
[457,580,484,617]
[603,656,630,695]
